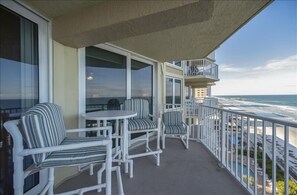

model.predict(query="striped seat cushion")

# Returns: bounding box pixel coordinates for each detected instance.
[163,111,183,126]
[123,99,149,119]
[38,137,107,168]
[128,118,157,131]
[164,125,187,135]
[21,103,66,165]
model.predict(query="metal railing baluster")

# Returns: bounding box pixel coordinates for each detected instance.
[247,117,250,190]
[284,126,289,195]
[262,121,266,195]
[254,119,257,195]
[272,123,276,195]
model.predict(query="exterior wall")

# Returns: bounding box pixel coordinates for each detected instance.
[164,63,183,76]
[52,40,79,185]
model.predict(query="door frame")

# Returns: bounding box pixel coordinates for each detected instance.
[78,44,158,139]
[0,1,51,194]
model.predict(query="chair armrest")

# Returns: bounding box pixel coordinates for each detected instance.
[65,126,112,134]
[148,114,156,118]
[183,122,189,128]
[18,139,111,157]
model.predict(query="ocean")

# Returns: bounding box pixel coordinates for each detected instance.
[216,94,297,123]
[216,94,297,107]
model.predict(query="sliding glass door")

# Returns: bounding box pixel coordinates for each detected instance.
[131,59,153,113]
[85,46,127,113]
[0,2,49,194]
[84,46,155,135]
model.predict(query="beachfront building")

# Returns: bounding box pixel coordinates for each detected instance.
[1,1,296,195]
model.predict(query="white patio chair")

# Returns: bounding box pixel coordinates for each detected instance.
[122,99,162,166]
[3,103,116,195]
[162,111,189,149]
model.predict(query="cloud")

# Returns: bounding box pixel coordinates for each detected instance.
[213,54,297,95]
[220,64,246,73]
[253,54,297,71]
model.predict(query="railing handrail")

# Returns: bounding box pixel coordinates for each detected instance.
[201,104,297,127]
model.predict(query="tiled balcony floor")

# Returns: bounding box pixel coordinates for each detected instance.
[56,139,249,195]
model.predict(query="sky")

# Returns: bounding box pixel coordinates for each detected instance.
[212,0,297,96]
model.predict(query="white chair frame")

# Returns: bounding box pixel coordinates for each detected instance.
[162,118,190,150]
[126,114,162,166]
[4,120,113,195]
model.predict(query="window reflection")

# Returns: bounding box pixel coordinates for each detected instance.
[166,78,173,107]
[131,59,153,113]
[85,46,126,112]
[175,79,181,104]
[165,77,182,109]
[0,5,39,193]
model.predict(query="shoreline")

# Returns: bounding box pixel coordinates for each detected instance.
[217,97,297,180]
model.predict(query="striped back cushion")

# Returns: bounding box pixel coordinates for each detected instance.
[163,111,183,126]
[123,99,149,119]
[21,103,66,164]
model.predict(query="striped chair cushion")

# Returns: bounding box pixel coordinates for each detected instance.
[123,99,149,119]
[163,111,183,126]
[164,125,187,135]
[21,103,66,165]
[39,137,106,168]
[128,118,157,131]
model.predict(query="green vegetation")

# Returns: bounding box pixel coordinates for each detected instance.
[277,180,297,195]
[237,149,297,194]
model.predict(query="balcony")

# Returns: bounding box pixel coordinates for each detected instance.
[184,59,219,88]
[56,138,248,195]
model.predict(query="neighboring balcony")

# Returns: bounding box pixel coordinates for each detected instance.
[184,59,219,88]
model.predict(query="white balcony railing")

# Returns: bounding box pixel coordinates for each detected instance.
[198,104,297,195]
[184,59,219,80]
[184,98,218,116]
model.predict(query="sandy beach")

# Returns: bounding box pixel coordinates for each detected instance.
[218,97,297,180]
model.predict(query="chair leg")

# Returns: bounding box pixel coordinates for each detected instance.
[13,155,24,195]
[156,129,160,166]
[129,160,133,178]
[89,163,94,175]
[114,166,124,195]
[48,168,54,195]
[186,126,190,149]
[186,134,189,149]
[97,163,106,192]
[146,132,149,152]
[106,142,112,195]
[162,133,166,149]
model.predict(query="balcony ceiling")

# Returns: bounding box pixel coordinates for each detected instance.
[22,0,271,62]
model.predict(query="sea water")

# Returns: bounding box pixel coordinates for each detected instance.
[216,94,297,122]
[217,94,297,107]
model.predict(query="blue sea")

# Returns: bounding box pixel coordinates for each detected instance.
[217,95,297,107]
[216,94,297,123]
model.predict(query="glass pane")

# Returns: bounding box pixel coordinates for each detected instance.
[131,59,153,113]
[85,47,126,134]
[0,5,39,194]
[85,46,126,112]
[166,78,173,108]
[174,61,181,67]
[175,79,181,105]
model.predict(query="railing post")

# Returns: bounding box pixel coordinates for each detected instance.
[219,110,226,168]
